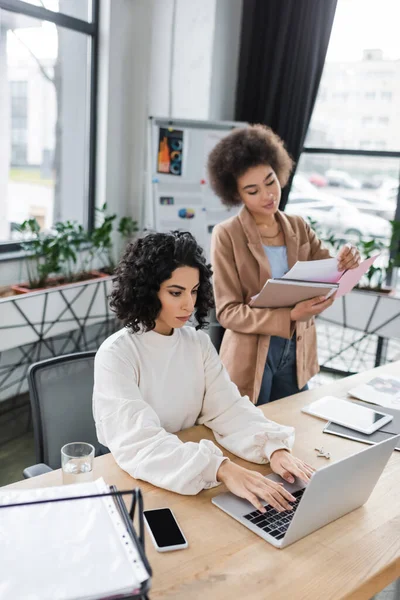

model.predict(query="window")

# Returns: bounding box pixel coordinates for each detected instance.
[361,116,373,126]
[287,197,316,205]
[305,0,400,153]
[290,0,400,291]
[306,205,332,212]
[0,0,98,250]
[18,0,92,22]
[10,80,28,166]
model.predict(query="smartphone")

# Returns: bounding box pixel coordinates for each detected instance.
[143,508,188,552]
[302,396,393,435]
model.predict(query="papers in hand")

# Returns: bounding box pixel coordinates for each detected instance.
[281,255,379,299]
[250,255,379,308]
[0,478,149,600]
[349,375,400,411]
[281,258,344,284]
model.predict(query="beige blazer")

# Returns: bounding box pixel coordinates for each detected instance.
[211,206,331,404]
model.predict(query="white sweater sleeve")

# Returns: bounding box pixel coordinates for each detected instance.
[196,332,295,463]
[92,345,227,495]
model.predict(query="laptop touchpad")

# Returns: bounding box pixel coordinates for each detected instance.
[265,472,307,496]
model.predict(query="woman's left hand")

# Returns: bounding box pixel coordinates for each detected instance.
[269,449,315,484]
[337,243,361,271]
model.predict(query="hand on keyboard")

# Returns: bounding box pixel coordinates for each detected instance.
[269,449,315,484]
[217,461,296,513]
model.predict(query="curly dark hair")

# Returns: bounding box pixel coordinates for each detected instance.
[110,230,214,333]
[207,124,294,207]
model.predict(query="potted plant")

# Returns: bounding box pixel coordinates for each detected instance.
[10,206,139,294]
[11,219,62,293]
[11,219,106,294]
[90,204,138,275]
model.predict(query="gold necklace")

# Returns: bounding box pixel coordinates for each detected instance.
[258,223,281,239]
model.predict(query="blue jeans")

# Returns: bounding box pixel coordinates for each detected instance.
[257,336,308,405]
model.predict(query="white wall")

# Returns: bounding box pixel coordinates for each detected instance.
[148,0,242,121]
[0,28,9,241]
[209,0,243,121]
[97,0,153,227]
[1,0,243,285]
[148,0,217,119]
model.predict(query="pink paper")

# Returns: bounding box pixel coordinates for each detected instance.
[336,255,379,298]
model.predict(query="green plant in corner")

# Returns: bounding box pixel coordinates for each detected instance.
[90,205,138,274]
[15,218,61,289]
[118,216,139,244]
[90,203,117,274]
[306,217,342,254]
[357,237,387,290]
[54,220,89,282]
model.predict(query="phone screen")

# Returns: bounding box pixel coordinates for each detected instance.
[144,509,186,548]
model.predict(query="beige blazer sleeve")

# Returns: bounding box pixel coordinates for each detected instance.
[211,225,293,338]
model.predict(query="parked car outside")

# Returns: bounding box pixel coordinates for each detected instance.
[325,169,361,189]
[308,173,328,187]
[338,189,396,222]
[286,192,392,244]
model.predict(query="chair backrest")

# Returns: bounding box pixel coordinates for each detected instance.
[28,351,106,469]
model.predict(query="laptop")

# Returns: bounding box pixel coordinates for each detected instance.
[212,434,400,549]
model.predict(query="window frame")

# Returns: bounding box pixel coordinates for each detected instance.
[0,0,99,254]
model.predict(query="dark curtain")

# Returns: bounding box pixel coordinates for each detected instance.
[235,0,338,209]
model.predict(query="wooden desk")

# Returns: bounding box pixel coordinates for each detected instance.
[7,362,400,600]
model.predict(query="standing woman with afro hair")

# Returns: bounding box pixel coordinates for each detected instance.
[93,231,315,512]
[208,125,361,405]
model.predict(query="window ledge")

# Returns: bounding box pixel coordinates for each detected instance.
[0,249,29,263]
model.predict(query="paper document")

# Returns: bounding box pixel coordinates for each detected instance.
[335,255,378,298]
[281,258,344,284]
[348,375,400,410]
[250,255,379,309]
[0,478,148,600]
[281,255,379,299]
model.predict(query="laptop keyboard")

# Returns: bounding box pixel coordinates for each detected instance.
[242,488,305,541]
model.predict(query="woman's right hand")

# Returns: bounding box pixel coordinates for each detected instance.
[290,295,335,322]
[216,460,295,513]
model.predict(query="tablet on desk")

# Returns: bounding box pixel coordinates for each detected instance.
[301,396,393,435]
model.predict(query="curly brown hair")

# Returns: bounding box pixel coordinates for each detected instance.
[207,124,294,207]
[110,231,214,333]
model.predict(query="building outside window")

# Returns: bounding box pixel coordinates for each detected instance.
[288,0,400,251]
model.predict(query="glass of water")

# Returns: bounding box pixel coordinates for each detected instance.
[61,442,95,484]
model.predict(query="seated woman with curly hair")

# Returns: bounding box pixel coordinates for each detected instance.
[93,230,314,513]
[208,125,361,406]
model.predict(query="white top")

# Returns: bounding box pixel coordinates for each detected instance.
[93,326,295,495]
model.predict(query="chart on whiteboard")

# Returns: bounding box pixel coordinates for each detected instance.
[155,190,208,251]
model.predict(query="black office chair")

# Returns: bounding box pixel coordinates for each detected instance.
[23,351,109,478]
[208,308,225,353]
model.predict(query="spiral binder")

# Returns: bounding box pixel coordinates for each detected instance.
[0,481,152,600]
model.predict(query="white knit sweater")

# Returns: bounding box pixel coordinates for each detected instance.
[92,326,294,495]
